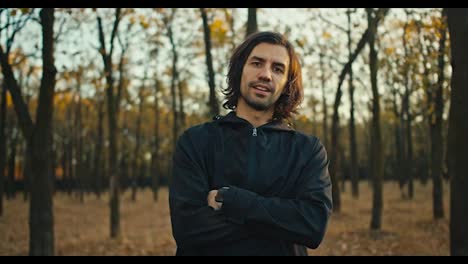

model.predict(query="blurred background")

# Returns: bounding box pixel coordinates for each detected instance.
[0,8,467,256]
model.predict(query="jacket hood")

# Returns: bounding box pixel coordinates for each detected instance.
[217,111,294,132]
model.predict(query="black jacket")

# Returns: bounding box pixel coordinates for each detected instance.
[169,111,332,256]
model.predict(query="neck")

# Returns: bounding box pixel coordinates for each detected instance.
[236,100,274,128]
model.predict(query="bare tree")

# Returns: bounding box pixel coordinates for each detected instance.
[318,50,329,149]
[1,8,57,255]
[403,10,414,199]
[446,8,468,256]
[367,8,386,230]
[200,8,219,117]
[346,9,359,198]
[328,8,389,212]
[151,78,161,202]
[6,128,18,199]
[246,8,258,37]
[97,8,122,238]
[93,91,104,198]
[318,9,360,197]
[0,80,6,217]
[163,9,179,153]
[131,82,145,202]
[430,10,447,219]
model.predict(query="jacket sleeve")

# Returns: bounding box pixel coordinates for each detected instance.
[220,138,333,249]
[169,129,251,249]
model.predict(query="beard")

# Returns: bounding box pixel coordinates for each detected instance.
[240,90,276,111]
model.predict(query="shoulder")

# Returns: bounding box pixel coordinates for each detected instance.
[179,117,221,144]
[291,131,323,149]
[291,131,327,158]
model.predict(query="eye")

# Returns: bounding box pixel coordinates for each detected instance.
[251,61,262,67]
[273,66,284,74]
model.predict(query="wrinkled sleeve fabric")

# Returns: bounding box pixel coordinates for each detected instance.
[169,128,250,249]
[221,138,333,249]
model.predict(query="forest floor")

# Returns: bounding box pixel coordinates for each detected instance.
[0,181,449,256]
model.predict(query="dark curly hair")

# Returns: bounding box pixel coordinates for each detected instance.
[222,31,303,121]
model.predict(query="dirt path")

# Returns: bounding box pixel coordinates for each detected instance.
[0,182,449,255]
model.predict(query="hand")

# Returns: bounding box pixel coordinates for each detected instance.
[207,190,222,211]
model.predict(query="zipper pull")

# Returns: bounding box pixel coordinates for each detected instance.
[252,128,257,136]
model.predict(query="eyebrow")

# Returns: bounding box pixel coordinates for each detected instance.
[250,56,286,70]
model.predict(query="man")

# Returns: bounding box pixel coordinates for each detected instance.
[169,31,332,256]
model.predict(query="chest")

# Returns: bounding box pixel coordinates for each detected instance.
[208,127,304,197]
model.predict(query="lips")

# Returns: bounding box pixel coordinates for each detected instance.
[250,83,272,94]
[251,87,270,97]
[253,85,270,92]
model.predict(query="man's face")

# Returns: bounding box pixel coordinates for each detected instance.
[239,43,289,112]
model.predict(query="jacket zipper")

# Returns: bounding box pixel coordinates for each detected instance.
[247,127,258,187]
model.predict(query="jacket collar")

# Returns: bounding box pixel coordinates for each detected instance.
[218,111,294,132]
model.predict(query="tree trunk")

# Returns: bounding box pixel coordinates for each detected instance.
[403,40,414,199]
[97,8,122,238]
[0,82,6,216]
[75,77,84,203]
[132,87,145,202]
[0,40,33,141]
[347,9,359,198]
[167,16,179,154]
[223,8,237,52]
[246,8,258,37]
[151,79,161,202]
[200,8,219,117]
[177,80,186,130]
[329,93,342,211]
[367,8,384,231]
[51,149,57,196]
[93,98,104,198]
[328,8,389,212]
[339,141,346,192]
[67,140,74,195]
[61,141,69,195]
[431,11,447,220]
[402,18,414,199]
[319,52,328,149]
[107,79,120,238]
[7,132,18,199]
[311,98,318,136]
[1,8,57,255]
[405,80,414,200]
[400,17,412,198]
[23,146,31,202]
[29,8,57,255]
[392,87,406,199]
[447,8,468,256]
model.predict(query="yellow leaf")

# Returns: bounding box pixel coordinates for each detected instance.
[20,8,30,14]
[428,103,435,117]
[384,47,395,56]
[210,19,227,45]
[6,93,13,108]
[295,38,306,49]
[140,20,149,29]
[322,31,332,40]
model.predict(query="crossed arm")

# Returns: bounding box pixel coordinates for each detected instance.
[170,132,332,250]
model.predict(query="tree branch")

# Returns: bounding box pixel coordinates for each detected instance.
[0,43,34,139]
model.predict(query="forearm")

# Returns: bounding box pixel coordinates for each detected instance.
[170,132,252,249]
[220,186,332,248]
[170,198,252,248]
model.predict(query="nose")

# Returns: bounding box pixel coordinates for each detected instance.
[257,66,272,82]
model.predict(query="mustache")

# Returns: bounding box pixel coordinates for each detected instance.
[248,81,273,92]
